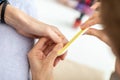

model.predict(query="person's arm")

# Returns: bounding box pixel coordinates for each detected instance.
[0,3,67,43]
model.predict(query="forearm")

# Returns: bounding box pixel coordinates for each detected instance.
[4,4,31,30]
[2,4,49,36]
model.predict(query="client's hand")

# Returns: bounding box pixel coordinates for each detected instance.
[5,5,67,43]
[28,37,63,80]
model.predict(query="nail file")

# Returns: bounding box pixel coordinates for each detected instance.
[57,28,89,56]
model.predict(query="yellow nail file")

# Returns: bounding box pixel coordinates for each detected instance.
[57,28,89,56]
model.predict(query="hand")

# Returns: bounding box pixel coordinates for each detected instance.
[80,2,101,29]
[80,2,112,46]
[82,2,120,77]
[28,37,63,80]
[5,5,67,43]
[38,37,68,67]
[85,28,112,47]
[80,11,101,29]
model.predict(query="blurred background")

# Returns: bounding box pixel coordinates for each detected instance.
[33,0,116,80]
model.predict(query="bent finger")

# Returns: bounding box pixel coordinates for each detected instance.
[47,43,63,64]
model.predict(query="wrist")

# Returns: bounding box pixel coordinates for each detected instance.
[0,0,9,23]
[32,72,42,80]
[32,71,46,80]
[31,70,53,80]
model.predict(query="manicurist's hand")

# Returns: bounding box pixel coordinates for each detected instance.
[80,2,112,46]
[28,37,63,80]
[81,1,120,77]
[80,2,101,29]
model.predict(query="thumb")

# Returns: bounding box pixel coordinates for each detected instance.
[85,28,106,41]
[85,28,111,46]
[47,43,63,64]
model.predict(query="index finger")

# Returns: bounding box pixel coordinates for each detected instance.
[91,2,101,10]
[80,18,93,29]
[47,43,63,65]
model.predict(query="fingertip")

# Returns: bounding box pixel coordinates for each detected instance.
[80,24,85,29]
[80,23,89,30]
[61,52,67,60]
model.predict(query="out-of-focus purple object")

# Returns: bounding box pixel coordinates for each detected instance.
[75,3,93,16]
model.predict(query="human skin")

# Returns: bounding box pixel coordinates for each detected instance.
[0,3,68,64]
[28,37,63,80]
[28,2,120,80]
[80,2,120,77]
[0,1,68,80]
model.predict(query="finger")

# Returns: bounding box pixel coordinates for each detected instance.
[41,39,53,51]
[47,28,62,43]
[44,43,56,56]
[85,28,111,46]
[48,27,68,60]
[34,37,48,49]
[85,28,105,40]
[62,37,69,45]
[59,39,68,60]
[59,51,67,60]
[52,27,69,45]
[52,26,65,39]
[53,57,61,67]
[90,2,100,10]
[46,43,63,64]
[80,19,97,29]
[80,18,92,29]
